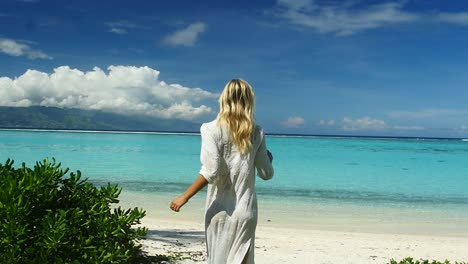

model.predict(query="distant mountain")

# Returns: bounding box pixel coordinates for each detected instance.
[0,106,201,132]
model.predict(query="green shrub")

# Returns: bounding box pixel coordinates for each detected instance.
[389,257,468,264]
[0,159,148,263]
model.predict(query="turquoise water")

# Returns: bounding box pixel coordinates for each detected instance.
[1,129,468,209]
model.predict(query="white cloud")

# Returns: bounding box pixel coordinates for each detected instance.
[457,125,468,134]
[388,109,468,119]
[319,119,335,126]
[393,125,425,131]
[163,22,206,46]
[0,38,51,59]
[342,117,388,131]
[439,12,468,25]
[283,116,305,128]
[107,21,138,28]
[110,28,128,34]
[274,0,419,36]
[106,21,139,34]
[0,65,218,121]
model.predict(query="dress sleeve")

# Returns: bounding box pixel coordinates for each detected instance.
[199,124,221,184]
[255,128,274,180]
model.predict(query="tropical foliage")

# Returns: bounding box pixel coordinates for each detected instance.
[0,159,149,263]
[389,257,468,264]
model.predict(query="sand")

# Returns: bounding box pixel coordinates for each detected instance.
[119,191,468,264]
[139,219,468,264]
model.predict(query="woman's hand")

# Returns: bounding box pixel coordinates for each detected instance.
[170,195,188,212]
[267,150,273,162]
[170,175,208,212]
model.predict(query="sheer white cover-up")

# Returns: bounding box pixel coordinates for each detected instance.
[199,120,274,264]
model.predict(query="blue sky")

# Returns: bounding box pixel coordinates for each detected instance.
[1,0,468,137]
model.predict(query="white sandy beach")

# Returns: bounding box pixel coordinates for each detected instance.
[120,191,468,264]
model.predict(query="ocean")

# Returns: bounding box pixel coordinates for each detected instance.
[1,129,468,234]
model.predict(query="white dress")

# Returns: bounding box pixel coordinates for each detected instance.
[199,120,274,264]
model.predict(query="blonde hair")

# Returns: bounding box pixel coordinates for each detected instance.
[217,79,255,154]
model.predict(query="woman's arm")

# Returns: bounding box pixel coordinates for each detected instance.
[170,174,208,212]
[255,131,274,180]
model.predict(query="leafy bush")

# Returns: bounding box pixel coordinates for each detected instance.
[0,159,148,263]
[389,257,468,264]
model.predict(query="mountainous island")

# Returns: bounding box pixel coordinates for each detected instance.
[0,106,201,132]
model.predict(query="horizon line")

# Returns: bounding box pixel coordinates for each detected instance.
[1,127,466,141]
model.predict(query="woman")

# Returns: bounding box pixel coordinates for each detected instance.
[170,79,274,264]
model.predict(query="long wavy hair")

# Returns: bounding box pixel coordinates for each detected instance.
[217,79,255,154]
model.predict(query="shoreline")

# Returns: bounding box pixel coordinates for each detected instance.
[119,190,468,263]
[120,190,468,237]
